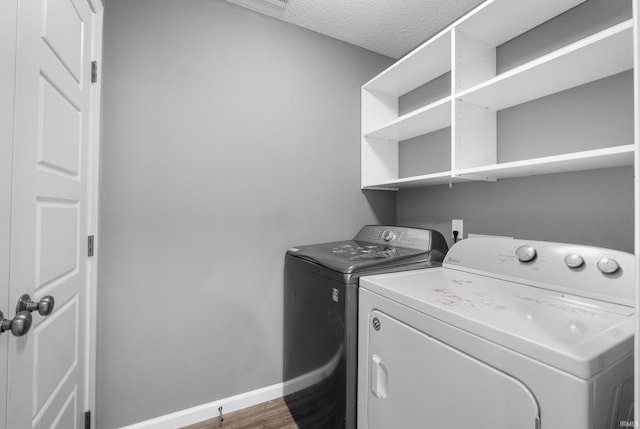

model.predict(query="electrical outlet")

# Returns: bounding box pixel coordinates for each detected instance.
[452,219,463,240]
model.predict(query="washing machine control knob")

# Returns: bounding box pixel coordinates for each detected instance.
[597,257,620,275]
[515,245,537,263]
[381,230,395,242]
[564,254,584,269]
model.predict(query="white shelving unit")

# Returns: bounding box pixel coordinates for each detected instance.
[361,0,635,190]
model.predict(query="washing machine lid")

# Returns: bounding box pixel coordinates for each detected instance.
[360,268,635,379]
[287,226,448,274]
[288,240,431,274]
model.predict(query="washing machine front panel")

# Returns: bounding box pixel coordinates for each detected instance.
[365,310,540,429]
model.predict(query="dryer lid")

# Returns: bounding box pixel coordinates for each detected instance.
[360,267,635,379]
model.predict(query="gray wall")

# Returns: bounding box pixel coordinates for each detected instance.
[97,1,393,427]
[397,0,634,253]
[398,166,634,252]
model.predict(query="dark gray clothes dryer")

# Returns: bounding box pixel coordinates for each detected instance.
[283,225,448,429]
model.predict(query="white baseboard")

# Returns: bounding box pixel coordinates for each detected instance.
[119,383,284,429]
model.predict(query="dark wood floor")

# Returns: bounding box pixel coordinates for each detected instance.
[180,398,299,429]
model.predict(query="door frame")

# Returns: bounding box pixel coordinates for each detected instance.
[86,0,104,426]
[0,1,18,425]
[633,0,639,420]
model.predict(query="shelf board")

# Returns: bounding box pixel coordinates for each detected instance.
[364,97,452,141]
[364,146,635,190]
[453,145,635,180]
[456,0,586,46]
[457,20,634,111]
[362,171,468,190]
[363,31,451,97]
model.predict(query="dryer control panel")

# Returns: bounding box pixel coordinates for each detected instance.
[443,238,635,306]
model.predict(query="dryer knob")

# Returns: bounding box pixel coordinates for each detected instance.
[564,254,584,269]
[597,257,620,275]
[515,245,537,263]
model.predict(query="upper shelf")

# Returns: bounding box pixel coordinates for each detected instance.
[361,0,586,98]
[457,20,634,110]
[363,31,451,97]
[455,0,585,46]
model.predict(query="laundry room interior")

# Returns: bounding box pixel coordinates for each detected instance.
[1,0,638,427]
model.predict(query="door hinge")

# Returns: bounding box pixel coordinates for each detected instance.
[91,61,98,83]
[88,235,95,257]
[84,410,91,429]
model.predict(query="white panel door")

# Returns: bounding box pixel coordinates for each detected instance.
[366,310,540,429]
[5,0,101,427]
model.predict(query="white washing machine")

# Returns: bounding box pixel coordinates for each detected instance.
[358,237,635,429]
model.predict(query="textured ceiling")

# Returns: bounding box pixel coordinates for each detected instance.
[223,0,485,59]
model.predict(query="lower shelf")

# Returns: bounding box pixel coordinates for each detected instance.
[455,145,635,180]
[362,171,469,190]
[362,145,635,190]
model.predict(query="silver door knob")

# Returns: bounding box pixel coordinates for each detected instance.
[0,310,32,337]
[17,294,55,316]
